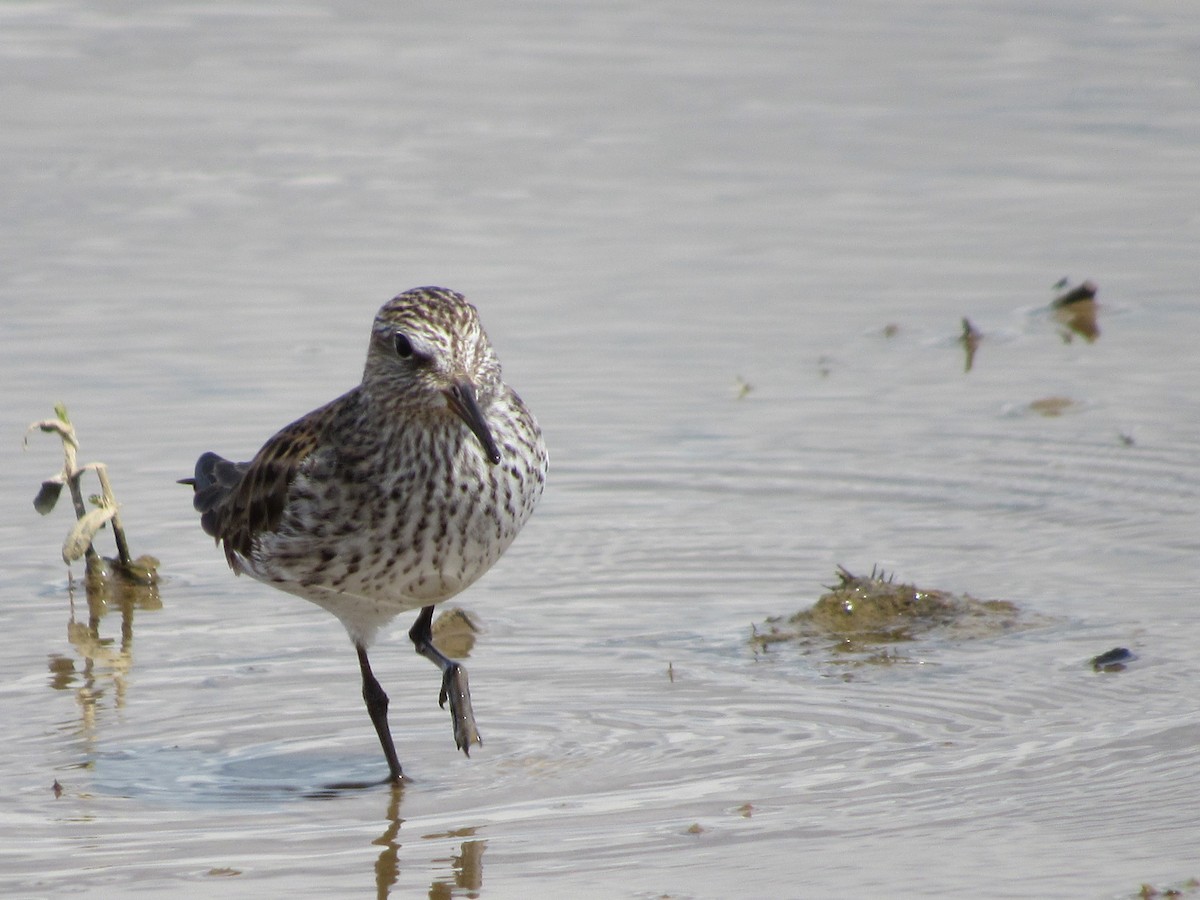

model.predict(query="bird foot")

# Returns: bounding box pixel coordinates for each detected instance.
[439,663,481,754]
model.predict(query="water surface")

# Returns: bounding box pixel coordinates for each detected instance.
[3,1,1199,897]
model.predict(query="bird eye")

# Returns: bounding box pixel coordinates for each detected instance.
[393,333,414,359]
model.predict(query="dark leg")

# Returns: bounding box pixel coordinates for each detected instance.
[408,605,481,754]
[357,645,404,783]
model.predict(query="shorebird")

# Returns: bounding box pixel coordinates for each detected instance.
[184,287,546,783]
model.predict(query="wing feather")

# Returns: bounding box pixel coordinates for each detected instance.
[188,392,356,569]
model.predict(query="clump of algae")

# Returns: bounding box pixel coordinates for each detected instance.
[752,566,1042,665]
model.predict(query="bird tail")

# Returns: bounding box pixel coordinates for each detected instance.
[179,451,248,538]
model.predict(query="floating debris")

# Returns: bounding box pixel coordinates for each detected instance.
[960,317,982,372]
[1091,647,1135,673]
[752,566,1047,665]
[1029,396,1077,417]
[733,375,754,399]
[1050,279,1100,343]
[1138,878,1200,899]
[52,779,63,799]
[1051,279,1098,308]
[882,323,901,338]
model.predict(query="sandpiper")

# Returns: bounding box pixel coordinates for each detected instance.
[184,287,547,783]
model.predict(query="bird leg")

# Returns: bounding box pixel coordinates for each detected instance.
[408,605,481,754]
[357,645,404,783]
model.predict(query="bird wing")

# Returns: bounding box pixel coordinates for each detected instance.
[194,392,353,569]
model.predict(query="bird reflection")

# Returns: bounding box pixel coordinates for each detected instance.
[428,830,486,900]
[372,783,405,898]
[368,792,487,899]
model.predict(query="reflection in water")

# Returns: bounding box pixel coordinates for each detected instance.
[47,561,161,747]
[372,784,405,899]
[425,828,486,900]
[368,790,487,899]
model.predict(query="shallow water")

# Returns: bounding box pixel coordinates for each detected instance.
[3,1,1200,897]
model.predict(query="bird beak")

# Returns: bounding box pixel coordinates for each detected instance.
[445,381,502,465]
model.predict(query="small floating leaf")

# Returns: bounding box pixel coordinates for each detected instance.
[62,506,116,563]
[33,477,66,515]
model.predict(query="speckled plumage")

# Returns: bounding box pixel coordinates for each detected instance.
[186,287,546,783]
